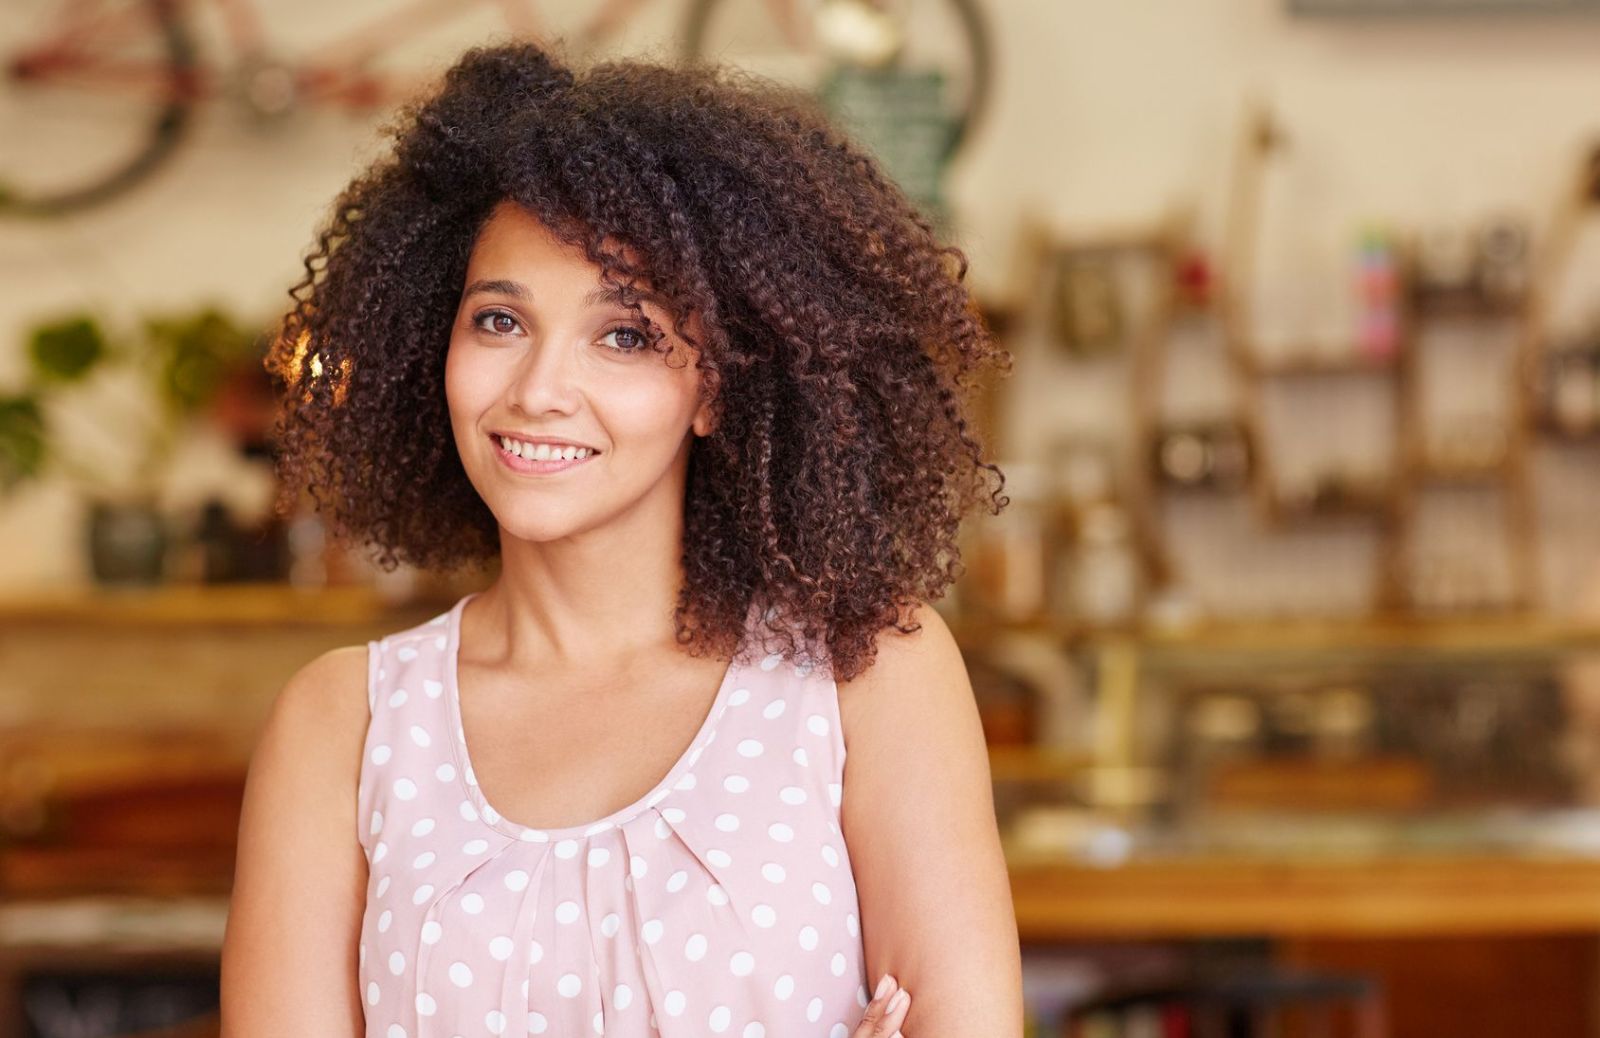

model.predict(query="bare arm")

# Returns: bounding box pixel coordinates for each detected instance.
[837,604,1025,1037]
[220,645,372,1037]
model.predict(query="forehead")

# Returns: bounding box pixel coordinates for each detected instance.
[468,201,649,287]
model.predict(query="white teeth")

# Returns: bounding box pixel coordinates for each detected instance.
[496,435,593,462]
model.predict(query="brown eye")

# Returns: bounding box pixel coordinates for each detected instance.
[601,325,649,353]
[474,310,522,335]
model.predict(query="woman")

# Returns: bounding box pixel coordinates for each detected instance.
[221,39,1020,1038]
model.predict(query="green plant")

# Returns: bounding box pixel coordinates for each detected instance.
[2,305,265,499]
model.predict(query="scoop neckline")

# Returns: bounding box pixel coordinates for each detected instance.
[442,590,743,842]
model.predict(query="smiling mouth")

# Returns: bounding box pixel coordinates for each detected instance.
[491,433,599,462]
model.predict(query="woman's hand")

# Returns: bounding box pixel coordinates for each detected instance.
[853,973,912,1037]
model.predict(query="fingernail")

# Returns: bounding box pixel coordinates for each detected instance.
[874,974,895,1000]
[888,989,909,1014]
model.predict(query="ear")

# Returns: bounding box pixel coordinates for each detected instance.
[691,397,716,438]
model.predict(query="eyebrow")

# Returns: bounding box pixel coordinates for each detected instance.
[462,278,667,311]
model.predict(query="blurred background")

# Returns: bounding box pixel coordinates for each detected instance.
[8,0,1600,1035]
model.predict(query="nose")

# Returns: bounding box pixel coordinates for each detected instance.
[505,335,581,418]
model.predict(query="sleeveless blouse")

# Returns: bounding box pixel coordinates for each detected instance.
[355,591,870,1037]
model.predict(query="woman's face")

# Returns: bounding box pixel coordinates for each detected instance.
[445,201,712,544]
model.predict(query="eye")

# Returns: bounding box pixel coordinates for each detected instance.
[600,324,650,354]
[472,309,522,336]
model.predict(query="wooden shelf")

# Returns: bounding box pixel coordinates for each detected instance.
[0,581,456,629]
[1249,353,1400,377]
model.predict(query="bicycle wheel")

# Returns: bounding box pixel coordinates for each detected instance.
[0,0,198,218]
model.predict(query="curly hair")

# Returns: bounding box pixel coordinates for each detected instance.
[265,40,1009,682]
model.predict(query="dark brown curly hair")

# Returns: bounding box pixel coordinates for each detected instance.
[265,40,1009,682]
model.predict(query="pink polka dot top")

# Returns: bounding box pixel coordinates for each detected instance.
[356,591,870,1037]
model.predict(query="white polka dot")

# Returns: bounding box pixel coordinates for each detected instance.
[556,900,580,924]
[709,1005,732,1032]
[761,862,787,883]
[393,778,417,800]
[421,921,442,944]
[745,1024,767,1038]
[729,687,752,706]
[665,990,687,1016]
[601,912,621,937]
[529,939,543,963]
[730,951,755,976]
[555,839,579,859]
[435,762,456,781]
[371,842,388,864]
[654,816,672,839]
[559,973,582,998]
[829,783,842,806]
[366,981,380,1005]
[774,974,795,999]
[793,746,809,766]
[807,714,829,736]
[707,848,732,867]
[662,806,687,823]
[463,838,489,854]
[685,932,708,961]
[780,786,807,805]
[520,828,550,842]
[769,822,795,842]
[449,961,473,987]
[831,951,846,975]
[847,912,859,937]
[481,802,501,824]
[674,772,698,790]
[460,893,484,914]
[806,996,824,1022]
[642,919,664,944]
[592,1011,604,1034]
[410,884,434,906]
[528,1012,548,1034]
[813,881,832,905]
[423,678,443,698]
[707,883,730,906]
[630,854,649,877]
[375,875,391,897]
[397,646,418,661]
[410,818,434,837]
[387,1026,406,1038]
[377,909,392,933]
[388,951,405,975]
[799,925,819,950]
[460,800,479,821]
[723,774,750,793]
[737,738,764,757]
[666,869,688,893]
[762,699,787,719]
[369,810,385,835]
[821,844,840,867]
[614,983,633,1008]
[411,851,435,869]
[752,904,777,927]
[715,813,741,832]
[387,689,408,707]
[486,1010,506,1035]
[760,653,783,671]
[830,1025,849,1038]
[415,992,435,1016]
[588,846,610,867]
[490,936,514,960]
[505,870,530,892]
[408,724,431,747]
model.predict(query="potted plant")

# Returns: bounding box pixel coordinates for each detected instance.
[1,306,267,585]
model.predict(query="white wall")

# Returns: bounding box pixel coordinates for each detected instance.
[7,0,1600,603]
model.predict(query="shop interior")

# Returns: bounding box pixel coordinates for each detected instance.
[7,1,1600,1035]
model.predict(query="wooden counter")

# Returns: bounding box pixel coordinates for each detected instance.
[1009,852,1600,940]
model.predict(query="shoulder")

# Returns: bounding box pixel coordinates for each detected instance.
[835,602,970,720]
[249,645,373,798]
